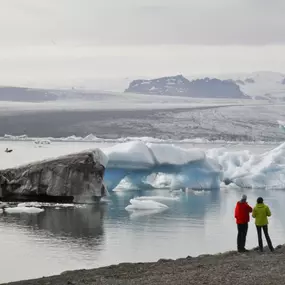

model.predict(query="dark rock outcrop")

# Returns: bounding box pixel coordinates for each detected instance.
[125,75,249,99]
[0,150,108,203]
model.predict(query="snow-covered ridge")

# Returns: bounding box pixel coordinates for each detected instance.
[125,75,248,99]
[227,71,285,100]
[124,71,285,100]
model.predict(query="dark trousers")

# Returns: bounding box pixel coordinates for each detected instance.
[237,223,248,251]
[256,225,274,252]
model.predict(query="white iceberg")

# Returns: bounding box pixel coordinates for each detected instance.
[16,202,83,208]
[278,120,285,131]
[104,141,222,191]
[128,208,167,219]
[4,206,44,214]
[134,196,179,201]
[232,143,285,189]
[34,139,51,145]
[104,141,285,191]
[186,189,211,195]
[208,142,285,189]
[125,199,168,211]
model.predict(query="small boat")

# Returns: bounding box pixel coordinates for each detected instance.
[5,148,13,153]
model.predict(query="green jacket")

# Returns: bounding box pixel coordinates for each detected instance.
[252,203,271,226]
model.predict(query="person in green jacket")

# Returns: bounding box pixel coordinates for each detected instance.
[252,197,274,252]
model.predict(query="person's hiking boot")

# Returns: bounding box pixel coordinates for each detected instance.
[238,248,247,253]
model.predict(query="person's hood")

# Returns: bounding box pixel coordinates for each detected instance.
[256,203,265,208]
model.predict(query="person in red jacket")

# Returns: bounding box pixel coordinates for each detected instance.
[234,194,252,252]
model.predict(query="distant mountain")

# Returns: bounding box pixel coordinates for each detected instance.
[227,71,285,100]
[0,86,114,102]
[125,75,249,99]
[0,87,58,102]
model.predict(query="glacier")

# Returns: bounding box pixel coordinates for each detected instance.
[103,141,285,191]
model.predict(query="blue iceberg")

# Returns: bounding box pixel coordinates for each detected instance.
[103,142,222,191]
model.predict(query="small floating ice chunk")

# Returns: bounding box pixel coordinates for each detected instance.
[129,208,167,219]
[17,202,42,208]
[17,202,82,208]
[34,139,51,145]
[193,190,211,196]
[220,182,241,190]
[125,199,168,211]
[134,196,179,202]
[5,207,44,214]
[186,189,211,195]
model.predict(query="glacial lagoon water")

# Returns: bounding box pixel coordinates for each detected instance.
[1,141,285,283]
[1,188,285,283]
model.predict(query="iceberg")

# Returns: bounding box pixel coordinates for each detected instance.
[134,196,179,201]
[0,149,108,203]
[2,136,285,193]
[278,120,285,132]
[208,143,285,189]
[4,206,44,214]
[103,141,285,191]
[232,143,285,189]
[103,142,222,191]
[16,202,84,208]
[186,189,211,195]
[125,198,168,211]
[128,208,167,219]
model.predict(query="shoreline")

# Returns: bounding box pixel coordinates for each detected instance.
[5,245,285,285]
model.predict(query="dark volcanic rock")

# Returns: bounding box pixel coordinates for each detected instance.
[0,150,108,203]
[125,75,249,99]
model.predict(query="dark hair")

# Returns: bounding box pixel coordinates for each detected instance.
[257,197,263,204]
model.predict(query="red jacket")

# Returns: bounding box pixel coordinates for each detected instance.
[235,202,252,224]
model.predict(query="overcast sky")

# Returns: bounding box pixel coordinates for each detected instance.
[1,0,285,46]
[0,0,284,87]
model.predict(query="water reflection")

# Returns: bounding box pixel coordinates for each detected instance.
[1,188,285,284]
[109,188,221,221]
[0,204,106,247]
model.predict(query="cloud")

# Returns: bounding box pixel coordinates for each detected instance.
[0,0,285,46]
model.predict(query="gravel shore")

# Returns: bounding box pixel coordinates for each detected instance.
[4,245,285,285]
